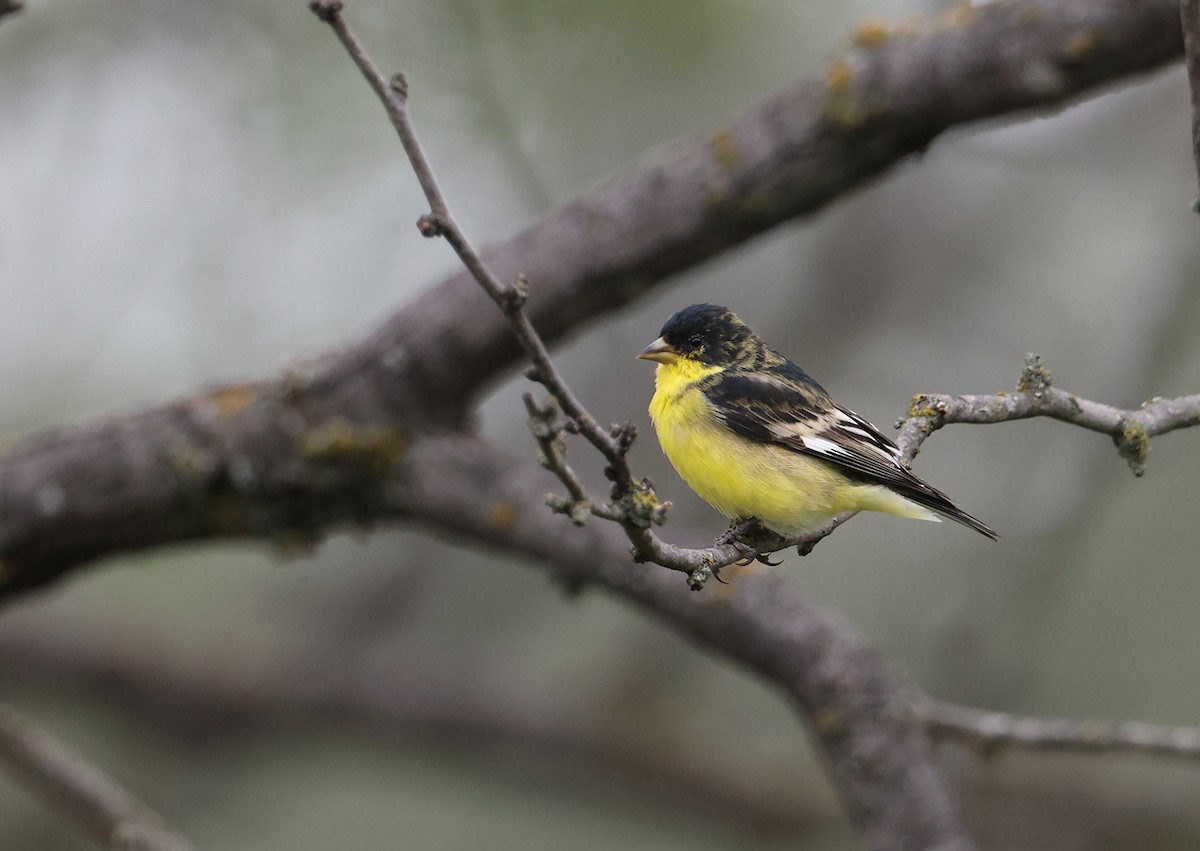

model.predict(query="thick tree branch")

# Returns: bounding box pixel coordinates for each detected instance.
[922,699,1200,763]
[0,0,22,23]
[1182,0,1200,208]
[360,0,1183,419]
[394,433,977,851]
[0,703,197,851]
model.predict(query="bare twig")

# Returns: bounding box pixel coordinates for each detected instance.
[920,698,1200,763]
[1183,0,1200,210]
[308,1,627,477]
[0,702,197,851]
[310,0,777,588]
[897,354,1200,476]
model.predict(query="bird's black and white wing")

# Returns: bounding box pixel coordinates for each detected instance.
[704,362,998,539]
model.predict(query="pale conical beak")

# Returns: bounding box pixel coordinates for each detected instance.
[636,336,679,365]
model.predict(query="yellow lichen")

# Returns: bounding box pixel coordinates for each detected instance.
[1065,30,1100,60]
[298,418,408,472]
[851,18,890,48]
[815,707,845,735]
[205,383,259,417]
[1117,422,1150,474]
[906,394,942,421]
[935,2,978,30]
[709,130,741,172]
[825,58,853,92]
[488,500,519,531]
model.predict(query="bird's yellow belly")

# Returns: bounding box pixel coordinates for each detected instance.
[649,380,846,537]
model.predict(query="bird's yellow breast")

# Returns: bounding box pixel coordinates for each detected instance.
[647,360,933,537]
[648,361,843,537]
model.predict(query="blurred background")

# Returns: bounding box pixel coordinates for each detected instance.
[1,0,1198,848]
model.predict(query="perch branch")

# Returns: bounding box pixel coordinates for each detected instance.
[0,702,197,851]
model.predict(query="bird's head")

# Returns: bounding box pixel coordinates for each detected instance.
[637,303,758,369]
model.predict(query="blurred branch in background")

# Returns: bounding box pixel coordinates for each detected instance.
[0,703,197,851]
[921,699,1200,763]
[0,0,22,24]
[0,628,813,839]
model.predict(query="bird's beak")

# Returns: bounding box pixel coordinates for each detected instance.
[636,336,679,365]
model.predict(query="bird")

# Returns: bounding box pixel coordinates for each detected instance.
[637,303,997,545]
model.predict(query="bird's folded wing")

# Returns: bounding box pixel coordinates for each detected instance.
[706,368,935,496]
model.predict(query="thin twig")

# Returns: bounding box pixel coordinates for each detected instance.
[308,1,627,477]
[897,354,1200,476]
[310,0,769,588]
[920,698,1200,763]
[0,702,198,851]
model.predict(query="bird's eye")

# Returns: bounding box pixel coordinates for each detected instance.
[687,334,704,349]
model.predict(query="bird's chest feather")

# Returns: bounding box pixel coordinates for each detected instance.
[648,363,840,531]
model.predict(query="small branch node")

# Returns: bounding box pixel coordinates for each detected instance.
[499,274,529,313]
[545,493,591,525]
[1114,418,1150,476]
[389,71,409,101]
[608,422,637,456]
[687,564,713,591]
[307,0,344,23]
[903,393,947,433]
[416,213,445,238]
[612,479,667,529]
[1017,352,1052,397]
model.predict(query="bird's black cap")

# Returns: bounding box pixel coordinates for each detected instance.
[658,303,753,365]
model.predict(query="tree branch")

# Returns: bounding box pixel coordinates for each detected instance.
[897,354,1200,476]
[360,0,1183,419]
[921,699,1200,763]
[1182,0,1200,209]
[0,702,197,851]
[0,630,814,838]
[394,432,978,851]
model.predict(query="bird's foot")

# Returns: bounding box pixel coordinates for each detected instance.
[716,519,785,567]
[715,518,761,546]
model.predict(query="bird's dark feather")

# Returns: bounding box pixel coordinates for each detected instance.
[701,363,999,540]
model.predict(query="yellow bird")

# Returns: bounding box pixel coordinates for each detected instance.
[638,303,997,542]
